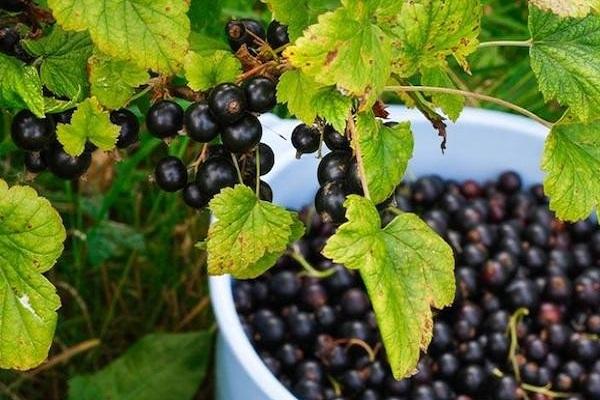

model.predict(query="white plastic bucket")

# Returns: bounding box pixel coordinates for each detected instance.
[209,106,549,400]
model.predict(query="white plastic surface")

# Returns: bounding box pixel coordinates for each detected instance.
[210,106,549,400]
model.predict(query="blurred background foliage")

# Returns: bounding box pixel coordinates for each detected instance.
[0,0,563,399]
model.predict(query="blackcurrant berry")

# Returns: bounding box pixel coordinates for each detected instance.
[110,108,139,148]
[0,27,19,55]
[258,180,273,202]
[222,113,262,153]
[196,157,238,197]
[208,83,247,124]
[340,288,369,318]
[146,100,184,138]
[498,171,522,194]
[226,19,265,52]
[11,110,55,151]
[0,0,26,12]
[24,152,46,173]
[267,20,289,50]
[292,380,323,400]
[52,109,74,124]
[246,143,275,176]
[154,156,187,192]
[45,145,92,180]
[315,181,347,223]
[184,102,219,143]
[317,150,351,185]
[291,124,320,156]
[243,76,276,113]
[323,125,350,151]
[182,183,209,209]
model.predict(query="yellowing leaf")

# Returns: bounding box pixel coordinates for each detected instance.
[277,69,352,132]
[421,68,465,121]
[530,0,600,17]
[184,50,241,92]
[323,196,455,379]
[355,112,414,204]
[389,0,482,77]
[0,180,66,370]
[57,97,120,156]
[284,3,392,101]
[48,0,190,73]
[89,53,149,109]
[541,116,600,221]
[263,0,340,40]
[529,5,600,121]
[207,185,304,279]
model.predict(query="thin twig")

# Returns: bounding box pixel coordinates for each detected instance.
[26,339,101,377]
[384,85,553,128]
[176,297,210,331]
[230,154,244,184]
[290,246,335,279]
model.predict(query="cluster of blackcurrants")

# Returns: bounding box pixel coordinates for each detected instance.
[150,76,278,209]
[225,17,290,54]
[0,1,33,62]
[10,108,139,179]
[291,123,363,224]
[234,171,600,400]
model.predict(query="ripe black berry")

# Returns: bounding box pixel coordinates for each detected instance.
[498,171,522,194]
[208,83,247,125]
[196,157,238,197]
[246,143,275,176]
[315,181,347,223]
[0,0,26,11]
[182,183,209,209]
[184,102,219,143]
[45,145,91,180]
[293,380,323,400]
[317,151,351,185]
[292,124,320,156]
[226,19,265,52]
[267,20,289,50]
[323,125,350,151]
[222,113,262,153]
[110,109,139,148]
[11,110,55,151]
[0,27,19,55]
[146,100,184,138]
[154,156,187,192]
[24,152,46,173]
[243,76,276,113]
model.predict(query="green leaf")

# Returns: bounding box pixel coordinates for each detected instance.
[285,2,392,101]
[264,0,340,40]
[388,0,482,77]
[22,26,92,100]
[277,69,352,132]
[529,5,600,121]
[530,0,600,17]
[87,221,146,267]
[68,331,213,400]
[57,97,120,156]
[189,32,230,55]
[421,68,464,121]
[188,0,223,35]
[207,185,304,279]
[0,179,66,370]
[89,53,149,109]
[184,50,241,92]
[48,0,190,73]
[355,112,414,204]
[0,53,45,117]
[541,116,600,221]
[323,196,455,379]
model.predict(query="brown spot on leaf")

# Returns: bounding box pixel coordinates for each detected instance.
[325,49,338,66]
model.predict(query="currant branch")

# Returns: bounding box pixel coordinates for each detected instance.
[384,85,554,129]
[346,111,371,200]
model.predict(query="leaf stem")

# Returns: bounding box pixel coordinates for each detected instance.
[478,39,532,49]
[230,154,244,184]
[384,85,553,129]
[255,146,260,197]
[290,246,335,278]
[346,112,371,200]
[508,307,529,383]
